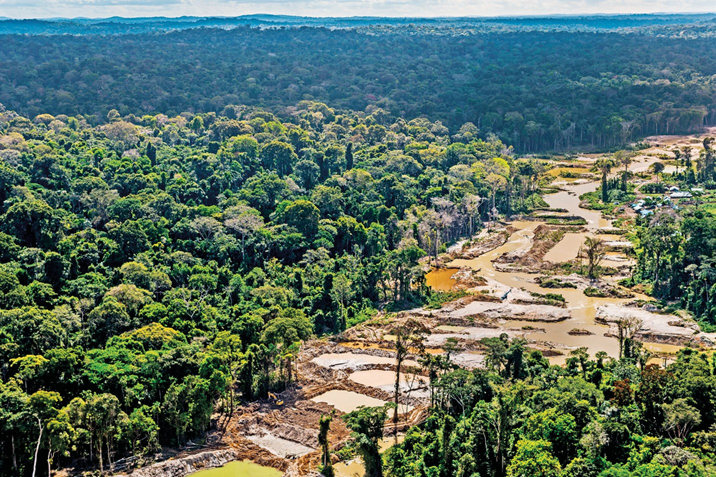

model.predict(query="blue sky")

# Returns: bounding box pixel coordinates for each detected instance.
[0,0,714,19]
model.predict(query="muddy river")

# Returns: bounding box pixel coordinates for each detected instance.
[430,177,680,362]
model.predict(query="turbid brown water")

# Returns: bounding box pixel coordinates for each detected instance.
[424,267,459,291]
[311,352,419,370]
[349,370,429,398]
[310,390,391,414]
[334,436,406,477]
[447,220,628,361]
[543,181,608,230]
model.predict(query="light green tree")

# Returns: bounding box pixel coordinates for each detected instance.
[506,439,562,477]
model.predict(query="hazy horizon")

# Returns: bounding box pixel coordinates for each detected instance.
[0,1,715,21]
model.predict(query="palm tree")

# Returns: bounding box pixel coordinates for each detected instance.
[583,236,605,279]
[594,158,615,203]
[614,150,632,192]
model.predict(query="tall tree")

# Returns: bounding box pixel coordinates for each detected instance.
[582,236,605,279]
[594,158,615,203]
[343,406,389,477]
[391,319,428,442]
[345,143,354,171]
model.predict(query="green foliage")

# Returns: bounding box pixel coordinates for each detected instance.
[0,101,529,475]
[385,342,716,477]
[507,439,561,477]
[424,290,470,310]
[2,18,715,153]
[344,405,391,477]
[584,287,609,298]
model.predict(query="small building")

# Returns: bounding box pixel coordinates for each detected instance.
[670,191,693,199]
[669,186,680,192]
[640,209,654,217]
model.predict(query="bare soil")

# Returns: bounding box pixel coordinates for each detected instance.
[493,225,584,273]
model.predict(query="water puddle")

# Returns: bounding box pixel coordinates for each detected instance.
[311,353,419,370]
[311,390,391,414]
[245,433,314,459]
[334,436,405,477]
[189,460,282,477]
[423,348,445,355]
[548,167,593,177]
[644,342,683,355]
[452,352,484,368]
[435,325,466,332]
[425,268,459,291]
[349,370,429,398]
[340,342,389,351]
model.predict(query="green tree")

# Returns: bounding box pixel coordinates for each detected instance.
[614,150,633,192]
[318,413,334,477]
[295,159,320,190]
[521,409,577,465]
[663,398,700,444]
[650,161,665,184]
[2,199,64,249]
[392,319,428,442]
[28,390,62,477]
[281,200,321,239]
[87,297,131,345]
[261,141,298,177]
[582,237,606,279]
[343,405,389,477]
[594,158,615,203]
[507,440,561,477]
[345,142,354,171]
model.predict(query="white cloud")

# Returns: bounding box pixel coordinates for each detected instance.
[0,0,714,19]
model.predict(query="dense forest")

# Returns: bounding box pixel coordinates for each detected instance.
[0,100,543,475]
[372,343,714,477]
[632,139,716,329]
[4,13,716,477]
[1,16,716,152]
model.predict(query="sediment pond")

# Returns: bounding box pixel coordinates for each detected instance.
[189,460,282,477]
[349,369,429,399]
[424,267,459,291]
[310,389,390,413]
[311,352,419,370]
